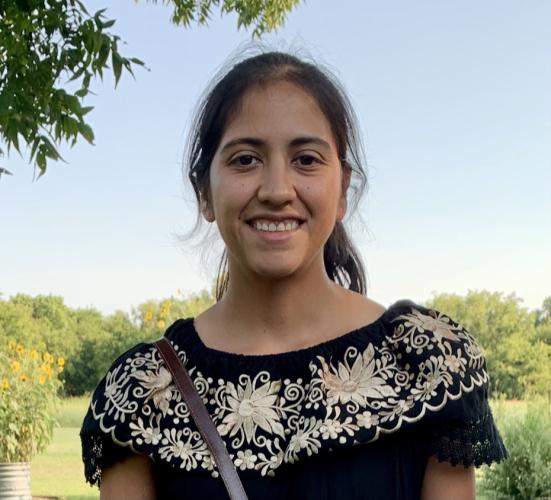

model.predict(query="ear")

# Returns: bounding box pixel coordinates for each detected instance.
[337,165,351,222]
[200,192,215,223]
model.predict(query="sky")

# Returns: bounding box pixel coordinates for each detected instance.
[1,0,550,315]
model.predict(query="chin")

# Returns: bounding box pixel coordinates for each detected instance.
[248,260,303,281]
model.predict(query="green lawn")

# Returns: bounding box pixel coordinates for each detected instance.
[31,396,99,500]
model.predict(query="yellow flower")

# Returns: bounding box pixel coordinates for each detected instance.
[8,340,16,350]
[16,344,24,354]
[40,363,52,376]
[144,310,153,322]
[1,378,9,390]
[30,350,39,360]
[10,360,21,373]
[38,375,46,385]
[57,357,65,368]
[157,320,165,329]
[20,374,28,383]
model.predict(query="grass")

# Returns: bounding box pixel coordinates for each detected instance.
[31,395,98,500]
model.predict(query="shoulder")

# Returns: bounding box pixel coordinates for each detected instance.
[378,299,508,466]
[383,299,489,397]
[82,318,192,432]
[80,319,194,486]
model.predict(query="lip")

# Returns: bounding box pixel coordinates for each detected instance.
[244,220,303,242]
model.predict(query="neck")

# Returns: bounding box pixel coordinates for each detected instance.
[216,255,342,350]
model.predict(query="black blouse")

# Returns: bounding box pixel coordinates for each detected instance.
[80,299,508,499]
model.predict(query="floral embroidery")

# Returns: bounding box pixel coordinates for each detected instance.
[217,373,287,446]
[87,305,491,479]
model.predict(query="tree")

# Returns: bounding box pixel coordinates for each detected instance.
[0,0,300,179]
[424,290,551,399]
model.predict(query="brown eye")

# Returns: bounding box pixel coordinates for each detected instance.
[295,155,321,168]
[230,154,260,167]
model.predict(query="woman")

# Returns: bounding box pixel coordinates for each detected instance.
[81,50,508,499]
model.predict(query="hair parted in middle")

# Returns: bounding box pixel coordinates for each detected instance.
[184,49,369,301]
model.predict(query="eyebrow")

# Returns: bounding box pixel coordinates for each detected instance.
[219,136,332,154]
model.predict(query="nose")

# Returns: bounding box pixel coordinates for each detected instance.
[256,155,296,205]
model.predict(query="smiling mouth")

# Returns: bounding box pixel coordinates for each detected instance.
[246,220,305,233]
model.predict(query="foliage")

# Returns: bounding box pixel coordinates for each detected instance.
[0,339,64,462]
[425,291,551,399]
[143,0,301,38]
[0,0,300,178]
[132,287,215,334]
[0,289,215,395]
[0,0,146,177]
[480,401,551,499]
[536,296,551,344]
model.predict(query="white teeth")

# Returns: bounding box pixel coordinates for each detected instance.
[253,220,300,232]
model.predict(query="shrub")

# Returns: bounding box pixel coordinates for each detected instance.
[0,339,64,461]
[481,401,551,499]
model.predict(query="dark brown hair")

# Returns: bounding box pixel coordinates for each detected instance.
[184,50,368,300]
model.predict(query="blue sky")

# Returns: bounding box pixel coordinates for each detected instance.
[1,0,550,314]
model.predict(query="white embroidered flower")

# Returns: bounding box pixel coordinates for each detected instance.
[235,449,257,470]
[413,374,441,401]
[218,374,284,445]
[159,428,209,470]
[356,410,380,429]
[403,310,463,343]
[129,416,162,445]
[132,366,174,416]
[382,398,415,421]
[285,417,322,462]
[320,419,343,440]
[318,344,397,408]
[444,353,464,373]
[201,453,216,471]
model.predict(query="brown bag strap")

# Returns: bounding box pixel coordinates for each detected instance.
[154,337,249,500]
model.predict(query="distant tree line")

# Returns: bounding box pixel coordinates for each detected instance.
[426,291,551,399]
[0,289,549,399]
[0,288,215,395]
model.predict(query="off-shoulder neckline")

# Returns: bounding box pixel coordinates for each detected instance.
[176,300,410,362]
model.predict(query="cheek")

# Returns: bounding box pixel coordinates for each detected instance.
[301,177,341,214]
[213,176,253,215]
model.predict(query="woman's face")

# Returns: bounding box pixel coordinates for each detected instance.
[205,80,348,281]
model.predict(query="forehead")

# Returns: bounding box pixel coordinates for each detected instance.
[220,81,336,149]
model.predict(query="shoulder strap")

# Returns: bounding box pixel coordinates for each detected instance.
[154,337,249,500]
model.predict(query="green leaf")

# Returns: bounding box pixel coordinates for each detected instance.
[30,137,41,160]
[112,52,123,87]
[129,57,146,66]
[67,65,86,83]
[42,137,61,161]
[77,122,95,144]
